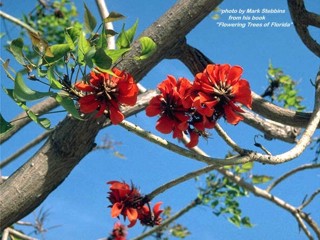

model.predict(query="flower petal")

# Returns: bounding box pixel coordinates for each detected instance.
[109,102,124,124]
[126,208,138,222]
[224,105,243,125]
[74,82,95,92]
[111,202,123,218]
[156,116,175,134]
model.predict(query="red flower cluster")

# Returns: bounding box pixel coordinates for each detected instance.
[107,181,163,228]
[75,68,139,124]
[146,64,252,148]
[108,222,127,240]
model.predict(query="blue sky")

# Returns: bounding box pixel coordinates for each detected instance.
[1,0,319,239]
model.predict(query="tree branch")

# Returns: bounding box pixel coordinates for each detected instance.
[299,188,320,210]
[119,120,252,166]
[287,0,320,57]
[0,131,50,169]
[0,10,38,35]
[147,164,218,201]
[0,97,58,144]
[181,136,320,238]
[94,0,116,50]
[266,163,320,192]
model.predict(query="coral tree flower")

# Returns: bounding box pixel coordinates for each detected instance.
[145,64,252,148]
[146,75,192,139]
[108,222,127,240]
[75,68,139,124]
[107,181,163,228]
[107,181,143,227]
[193,64,252,125]
[138,202,163,227]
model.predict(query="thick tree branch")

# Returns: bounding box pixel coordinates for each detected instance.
[287,0,320,57]
[0,0,224,231]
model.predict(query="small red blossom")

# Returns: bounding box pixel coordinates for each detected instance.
[107,181,143,227]
[193,64,252,125]
[107,181,163,228]
[138,202,163,227]
[108,222,127,240]
[75,68,139,124]
[146,75,192,139]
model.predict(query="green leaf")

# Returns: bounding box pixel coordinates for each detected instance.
[241,217,253,228]
[27,111,51,129]
[78,31,91,65]
[84,46,96,68]
[55,93,82,120]
[105,48,130,64]
[43,43,71,64]
[252,175,273,184]
[97,27,108,50]
[3,88,51,129]
[0,114,13,134]
[104,12,126,23]
[9,38,25,65]
[47,66,63,89]
[105,29,118,37]
[237,162,254,173]
[13,72,53,101]
[136,36,157,60]
[66,24,82,42]
[228,215,241,227]
[65,29,75,50]
[84,3,97,33]
[116,20,138,49]
[92,48,112,71]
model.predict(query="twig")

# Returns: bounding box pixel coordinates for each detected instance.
[147,164,218,200]
[119,120,252,166]
[299,188,320,210]
[0,10,38,34]
[214,123,246,154]
[131,198,200,240]
[266,163,320,192]
[294,212,314,240]
[1,227,37,240]
[1,131,50,168]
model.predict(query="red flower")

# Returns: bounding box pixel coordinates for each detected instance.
[193,64,252,125]
[146,75,192,139]
[108,222,127,240]
[138,202,163,227]
[75,68,139,124]
[107,181,143,227]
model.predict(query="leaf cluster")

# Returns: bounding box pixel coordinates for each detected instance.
[263,62,305,111]
[1,3,157,135]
